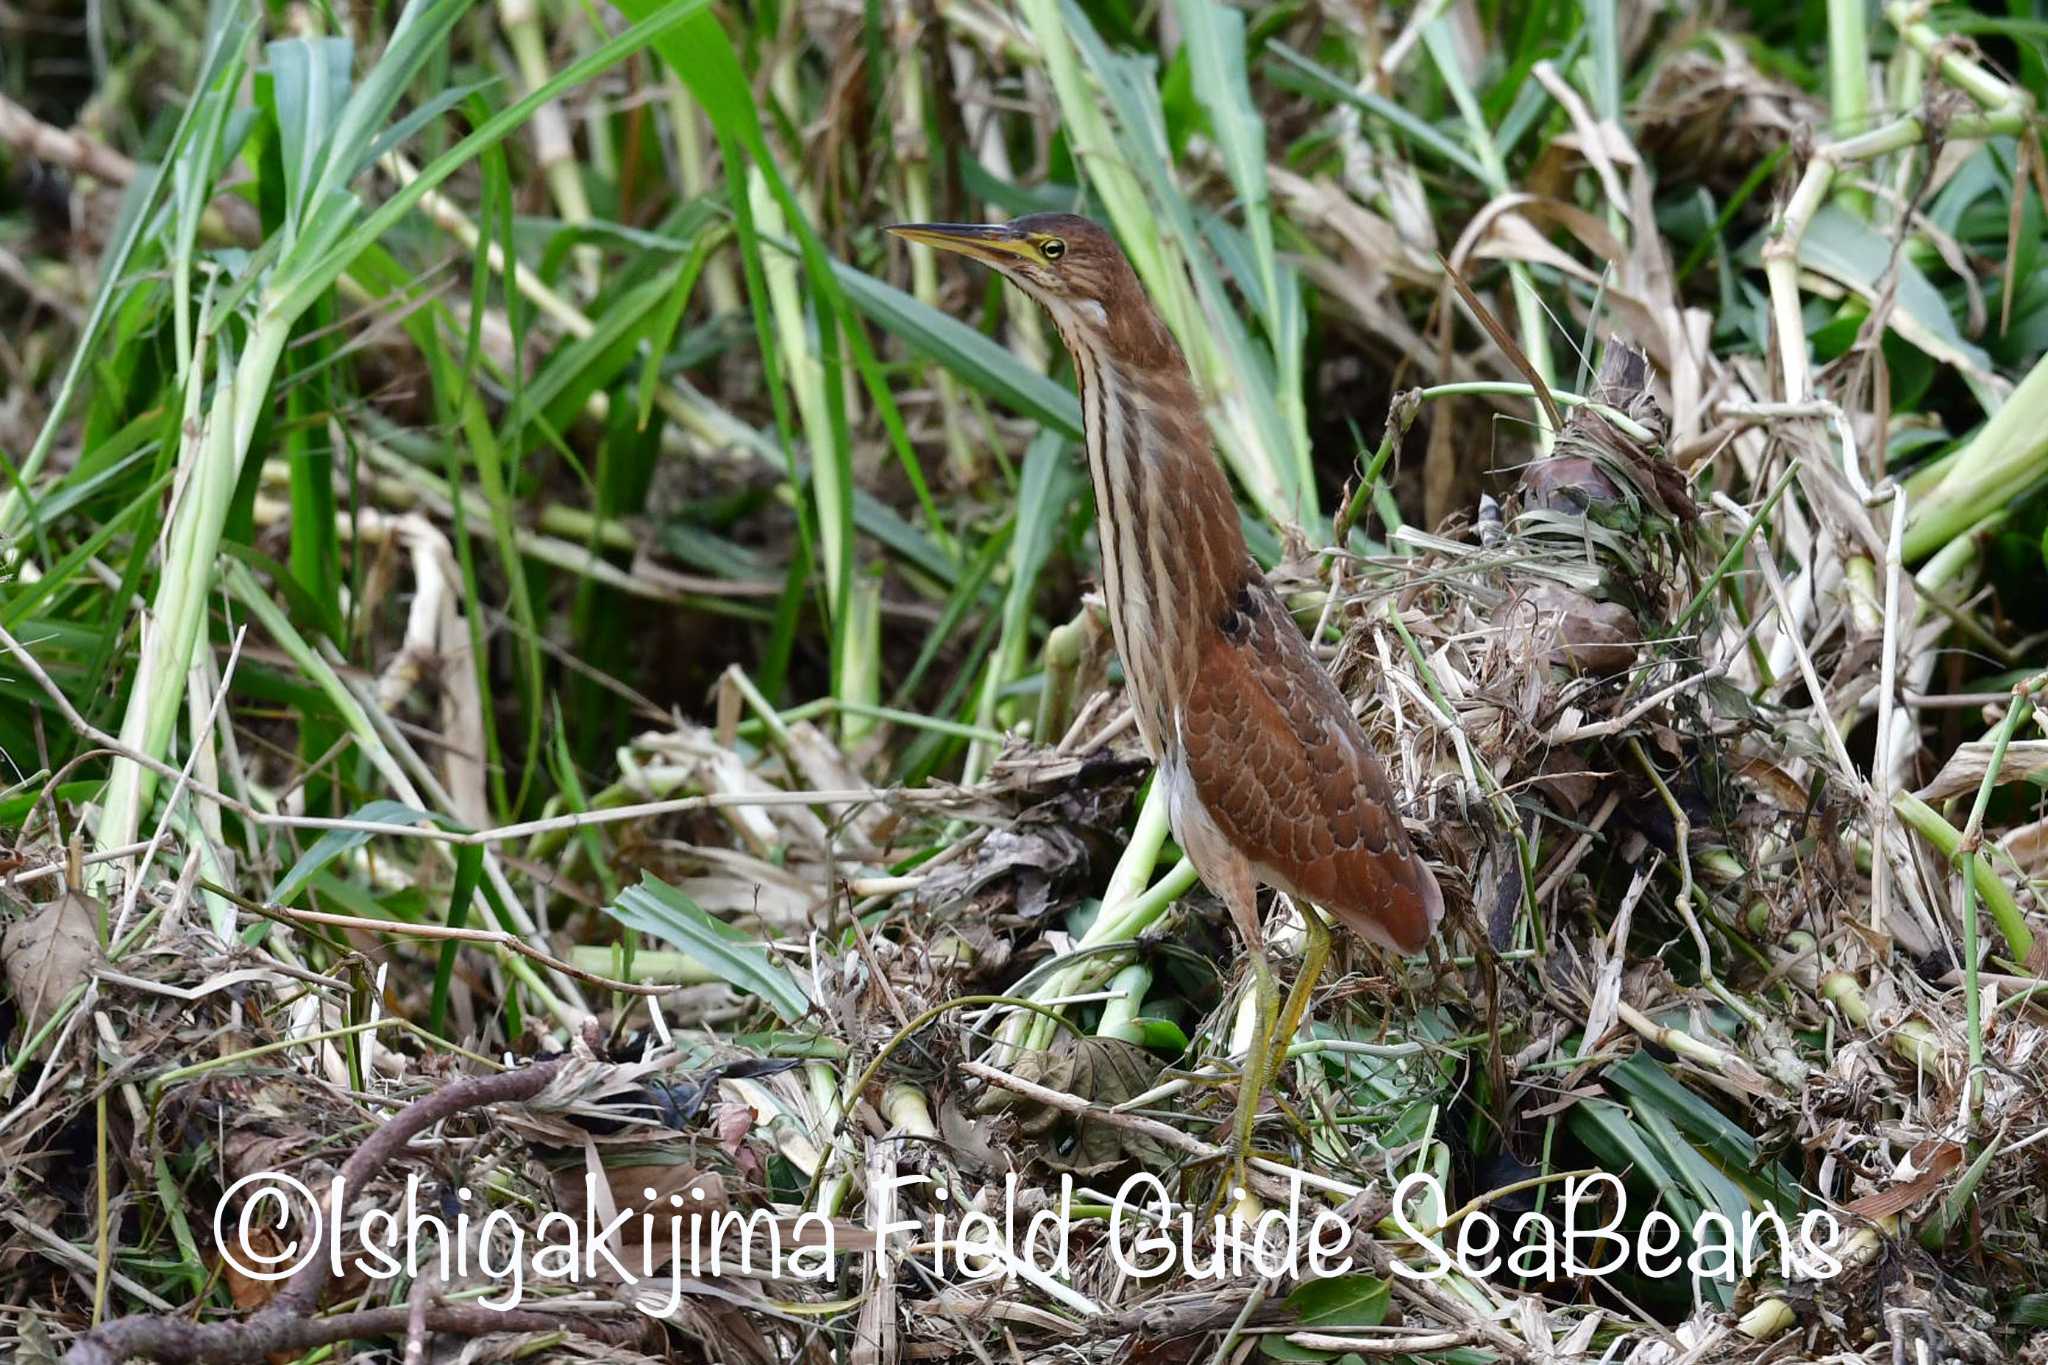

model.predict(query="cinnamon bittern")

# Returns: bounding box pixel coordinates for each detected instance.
[889,214,1443,1177]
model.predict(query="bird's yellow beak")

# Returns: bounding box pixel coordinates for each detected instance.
[884,222,1034,267]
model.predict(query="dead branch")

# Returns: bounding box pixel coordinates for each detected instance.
[64,1059,591,1365]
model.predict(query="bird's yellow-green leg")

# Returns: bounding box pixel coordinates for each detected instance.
[1230,942,1279,1196]
[1267,901,1331,1079]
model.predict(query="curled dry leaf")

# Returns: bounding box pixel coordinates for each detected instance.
[710,1098,762,1181]
[1915,739,2048,804]
[1844,1139,1964,1220]
[1506,583,1643,676]
[2,887,101,1040]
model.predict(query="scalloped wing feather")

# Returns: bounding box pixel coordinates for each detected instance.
[1177,582,1443,954]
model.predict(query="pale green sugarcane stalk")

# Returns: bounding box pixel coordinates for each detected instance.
[568,946,716,983]
[1033,615,1086,745]
[881,1082,936,1136]
[1948,685,2038,1123]
[1094,963,1151,1042]
[1006,782,1192,1058]
[1100,782,1174,911]
[669,80,742,313]
[96,316,290,871]
[842,578,883,746]
[761,33,863,436]
[498,0,601,291]
[891,1,976,483]
[1883,2,1925,213]
[1892,793,2035,965]
[967,432,1068,780]
[1820,970,1944,1071]
[179,648,238,939]
[1753,9,2023,597]
[1826,0,1870,216]
[1903,349,2048,561]
[1010,0,1299,525]
[748,169,875,742]
[580,55,616,187]
[809,1060,858,1223]
[1764,3,2032,403]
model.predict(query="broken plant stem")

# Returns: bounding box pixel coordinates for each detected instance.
[1614,1001,1753,1079]
[497,0,601,292]
[1627,736,1718,984]
[1411,380,1657,444]
[1763,4,2035,403]
[1950,679,2042,1119]
[1892,793,2034,964]
[1820,971,1944,1071]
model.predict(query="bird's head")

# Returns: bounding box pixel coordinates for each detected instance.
[886,213,1143,338]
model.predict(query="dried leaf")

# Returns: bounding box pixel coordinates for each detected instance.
[1845,1140,1964,1219]
[1916,740,2048,804]
[218,1227,287,1312]
[1439,251,1564,431]
[1505,583,1642,676]
[711,1099,762,1181]
[3,888,101,1039]
[911,824,1091,922]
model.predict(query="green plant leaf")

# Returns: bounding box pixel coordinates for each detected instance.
[1794,204,1995,383]
[273,800,441,906]
[830,259,1081,438]
[1261,1274,1389,1359]
[603,874,814,1022]
[1285,1273,1390,1327]
[267,35,354,232]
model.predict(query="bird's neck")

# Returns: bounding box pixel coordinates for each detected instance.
[1059,319,1249,755]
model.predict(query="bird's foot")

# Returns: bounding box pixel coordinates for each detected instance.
[1265,902,1332,1079]
[1218,945,1280,1206]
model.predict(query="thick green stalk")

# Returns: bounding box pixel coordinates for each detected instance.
[891,3,975,483]
[1902,351,2048,561]
[1892,793,2034,963]
[749,169,863,738]
[1096,963,1152,1042]
[1007,785,1195,1057]
[1826,0,1870,215]
[497,0,600,291]
[96,313,290,868]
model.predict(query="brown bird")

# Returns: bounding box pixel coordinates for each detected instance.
[888,214,1443,1175]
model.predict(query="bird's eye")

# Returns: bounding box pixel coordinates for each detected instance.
[1040,238,1066,260]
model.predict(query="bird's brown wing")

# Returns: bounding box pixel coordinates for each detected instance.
[1178,580,1443,953]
